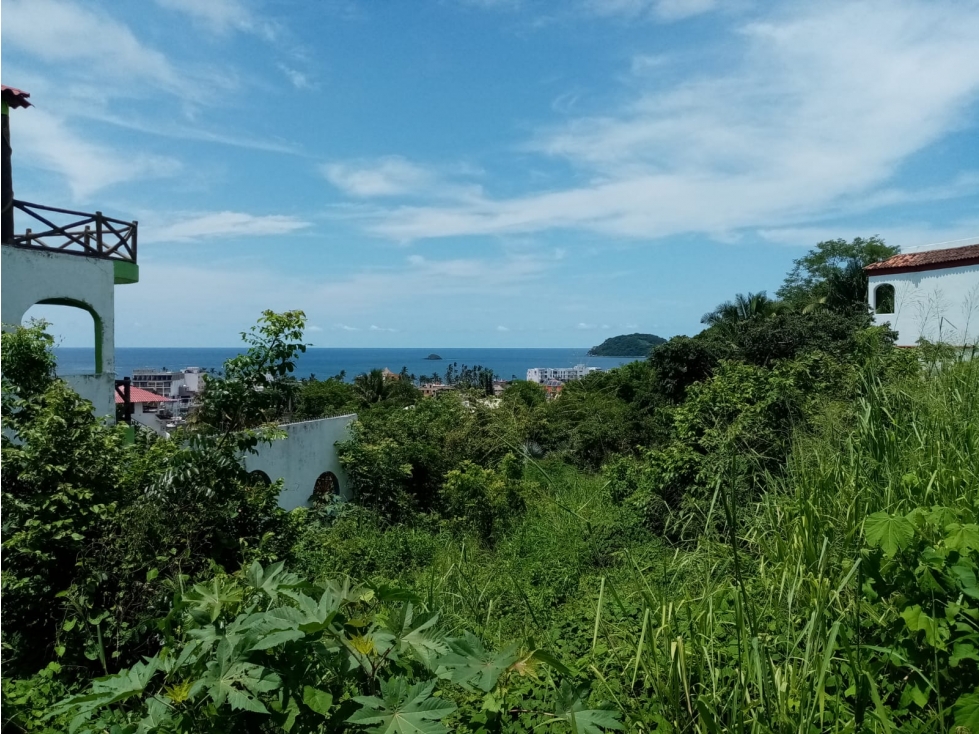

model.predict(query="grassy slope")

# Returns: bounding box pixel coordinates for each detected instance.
[293,359,978,731]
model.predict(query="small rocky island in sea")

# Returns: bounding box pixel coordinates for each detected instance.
[424,353,443,360]
[588,333,666,357]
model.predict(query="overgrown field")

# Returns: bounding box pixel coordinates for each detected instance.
[3,237,978,733]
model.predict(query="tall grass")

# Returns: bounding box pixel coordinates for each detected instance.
[585,359,978,732]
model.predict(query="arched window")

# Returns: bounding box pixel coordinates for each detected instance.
[249,470,272,487]
[874,284,895,315]
[311,471,339,506]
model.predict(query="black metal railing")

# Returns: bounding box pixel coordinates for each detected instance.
[6,199,137,262]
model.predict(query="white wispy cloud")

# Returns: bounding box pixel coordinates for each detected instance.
[4,0,180,92]
[322,157,437,197]
[370,325,397,332]
[497,325,510,331]
[758,219,979,252]
[321,156,482,201]
[17,110,180,200]
[308,325,324,332]
[335,323,360,331]
[155,0,278,38]
[143,212,312,243]
[578,0,718,21]
[278,64,314,90]
[351,1,979,243]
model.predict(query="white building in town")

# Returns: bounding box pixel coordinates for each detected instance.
[865,241,979,347]
[115,386,176,436]
[526,364,600,383]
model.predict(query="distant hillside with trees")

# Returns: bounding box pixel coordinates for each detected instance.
[588,332,666,356]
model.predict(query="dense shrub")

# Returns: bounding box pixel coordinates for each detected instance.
[441,456,526,544]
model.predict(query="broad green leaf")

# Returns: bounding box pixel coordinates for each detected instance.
[900,605,943,647]
[303,686,334,715]
[954,692,979,732]
[137,695,174,733]
[292,590,342,634]
[384,604,448,668]
[946,523,979,553]
[553,681,623,734]
[249,628,304,651]
[202,658,281,713]
[439,633,521,692]
[347,677,456,734]
[949,562,979,600]
[184,577,243,623]
[950,642,979,667]
[864,512,915,557]
[245,560,303,603]
[89,657,160,705]
[228,687,269,714]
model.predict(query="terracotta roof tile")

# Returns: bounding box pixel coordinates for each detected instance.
[115,386,175,404]
[864,243,979,275]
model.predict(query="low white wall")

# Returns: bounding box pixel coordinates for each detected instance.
[243,415,357,510]
[870,263,979,347]
[63,373,116,421]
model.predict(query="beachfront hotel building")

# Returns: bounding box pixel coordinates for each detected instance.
[526,364,600,384]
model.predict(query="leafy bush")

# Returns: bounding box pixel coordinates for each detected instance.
[338,395,507,521]
[441,457,526,544]
[48,561,620,734]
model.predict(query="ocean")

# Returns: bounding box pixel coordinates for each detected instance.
[54,347,640,382]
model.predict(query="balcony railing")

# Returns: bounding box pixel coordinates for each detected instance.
[6,199,137,262]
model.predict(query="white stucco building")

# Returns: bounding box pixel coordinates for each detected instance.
[865,242,979,348]
[526,364,600,383]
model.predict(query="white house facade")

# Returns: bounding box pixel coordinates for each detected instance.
[865,243,979,348]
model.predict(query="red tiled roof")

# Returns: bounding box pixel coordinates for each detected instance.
[115,386,174,404]
[865,243,979,275]
[1,86,32,109]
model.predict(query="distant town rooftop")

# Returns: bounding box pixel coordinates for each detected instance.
[865,242,979,276]
[115,387,174,404]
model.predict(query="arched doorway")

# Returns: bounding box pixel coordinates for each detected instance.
[21,297,104,374]
[249,470,272,487]
[310,471,339,507]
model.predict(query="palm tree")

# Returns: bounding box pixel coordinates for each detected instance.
[353,369,389,406]
[701,291,781,327]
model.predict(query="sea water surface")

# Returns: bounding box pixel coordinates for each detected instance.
[54,347,639,381]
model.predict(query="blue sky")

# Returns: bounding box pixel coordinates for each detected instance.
[4,0,979,348]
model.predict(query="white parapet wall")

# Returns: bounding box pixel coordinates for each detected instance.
[63,374,118,420]
[243,415,357,510]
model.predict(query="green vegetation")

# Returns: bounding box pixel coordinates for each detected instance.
[588,333,666,357]
[3,237,978,733]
